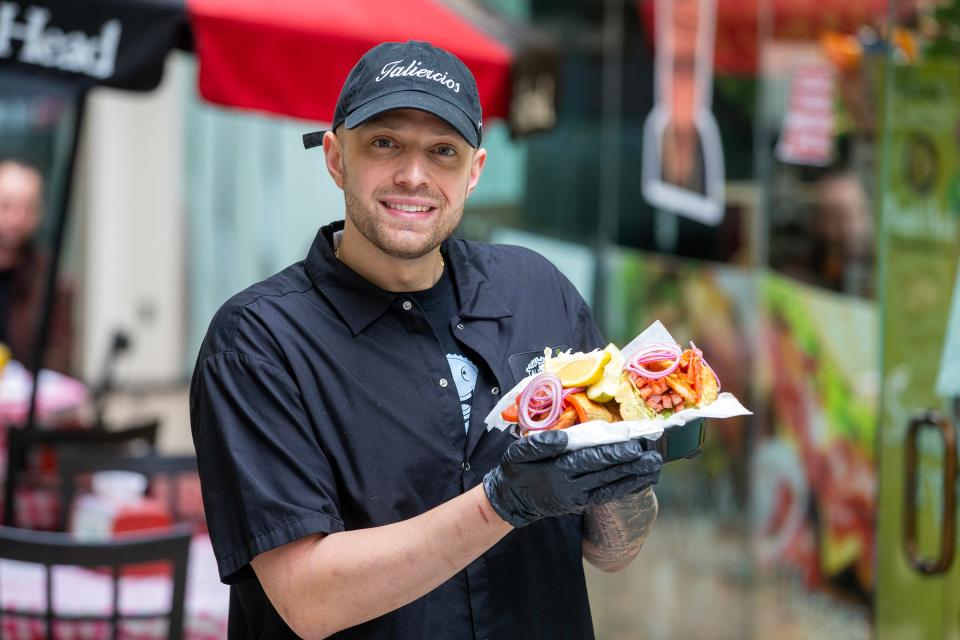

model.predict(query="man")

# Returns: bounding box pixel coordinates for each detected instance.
[0,158,72,373]
[811,170,874,297]
[191,41,662,639]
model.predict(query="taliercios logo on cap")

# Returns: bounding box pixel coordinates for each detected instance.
[375,59,461,94]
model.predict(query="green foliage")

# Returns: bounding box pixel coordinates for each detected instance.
[925,0,960,58]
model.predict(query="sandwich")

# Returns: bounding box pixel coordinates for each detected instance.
[499,341,720,436]
[499,344,623,435]
[499,374,618,434]
[615,342,719,420]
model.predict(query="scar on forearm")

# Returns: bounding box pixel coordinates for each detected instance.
[477,504,490,525]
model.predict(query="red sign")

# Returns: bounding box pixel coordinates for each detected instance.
[775,64,834,166]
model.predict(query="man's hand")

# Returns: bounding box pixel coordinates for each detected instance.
[252,433,660,637]
[483,430,663,529]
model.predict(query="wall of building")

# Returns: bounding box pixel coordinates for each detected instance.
[75,52,188,387]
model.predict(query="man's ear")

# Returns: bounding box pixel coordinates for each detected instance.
[322,130,345,189]
[466,147,487,197]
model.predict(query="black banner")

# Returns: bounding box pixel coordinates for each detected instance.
[0,0,188,92]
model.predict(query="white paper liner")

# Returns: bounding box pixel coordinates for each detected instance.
[484,320,753,452]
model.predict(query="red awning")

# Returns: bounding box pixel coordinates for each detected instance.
[187,0,514,124]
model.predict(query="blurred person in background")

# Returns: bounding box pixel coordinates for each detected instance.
[191,40,663,639]
[810,170,875,297]
[0,158,73,374]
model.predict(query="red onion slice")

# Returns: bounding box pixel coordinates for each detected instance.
[624,342,682,380]
[519,373,563,432]
[561,387,586,402]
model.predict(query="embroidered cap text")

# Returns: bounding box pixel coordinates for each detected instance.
[376,59,461,93]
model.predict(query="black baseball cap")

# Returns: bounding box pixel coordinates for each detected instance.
[303,40,483,150]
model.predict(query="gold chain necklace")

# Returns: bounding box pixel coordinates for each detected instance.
[335,245,445,273]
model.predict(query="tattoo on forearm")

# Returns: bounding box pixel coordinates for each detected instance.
[582,488,658,571]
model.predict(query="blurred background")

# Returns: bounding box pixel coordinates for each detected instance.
[0,0,958,638]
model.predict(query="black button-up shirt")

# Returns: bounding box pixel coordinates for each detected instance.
[191,221,603,639]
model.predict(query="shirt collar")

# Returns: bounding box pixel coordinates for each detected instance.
[305,221,511,335]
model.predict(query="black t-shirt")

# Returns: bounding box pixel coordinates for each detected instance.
[0,269,15,344]
[410,264,488,434]
[190,221,604,639]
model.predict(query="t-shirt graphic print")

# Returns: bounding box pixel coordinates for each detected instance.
[446,353,478,432]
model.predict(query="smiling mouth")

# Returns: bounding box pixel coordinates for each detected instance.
[381,201,436,214]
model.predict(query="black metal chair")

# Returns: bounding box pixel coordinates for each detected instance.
[2,419,160,527]
[0,523,192,640]
[57,452,201,533]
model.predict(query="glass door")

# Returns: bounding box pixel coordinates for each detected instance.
[874,1,960,638]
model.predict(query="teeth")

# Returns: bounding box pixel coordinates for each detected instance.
[386,202,431,212]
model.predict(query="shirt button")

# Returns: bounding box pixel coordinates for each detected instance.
[401,300,413,311]
[461,461,471,471]
[491,386,500,395]
[456,323,464,330]
[439,378,448,388]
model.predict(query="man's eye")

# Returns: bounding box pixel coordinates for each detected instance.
[435,145,456,157]
[372,138,394,148]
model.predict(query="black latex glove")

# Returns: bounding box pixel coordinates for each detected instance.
[483,430,663,529]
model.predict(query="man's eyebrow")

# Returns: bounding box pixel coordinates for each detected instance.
[364,115,460,138]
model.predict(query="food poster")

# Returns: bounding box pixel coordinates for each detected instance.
[585,246,757,638]
[756,273,878,622]
[874,60,960,639]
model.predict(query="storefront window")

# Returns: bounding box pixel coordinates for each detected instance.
[177,1,960,635]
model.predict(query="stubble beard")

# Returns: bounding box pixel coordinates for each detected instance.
[342,173,464,261]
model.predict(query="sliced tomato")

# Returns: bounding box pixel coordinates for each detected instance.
[501,396,521,423]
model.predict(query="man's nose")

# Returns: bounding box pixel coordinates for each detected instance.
[393,152,430,189]
[0,207,27,226]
